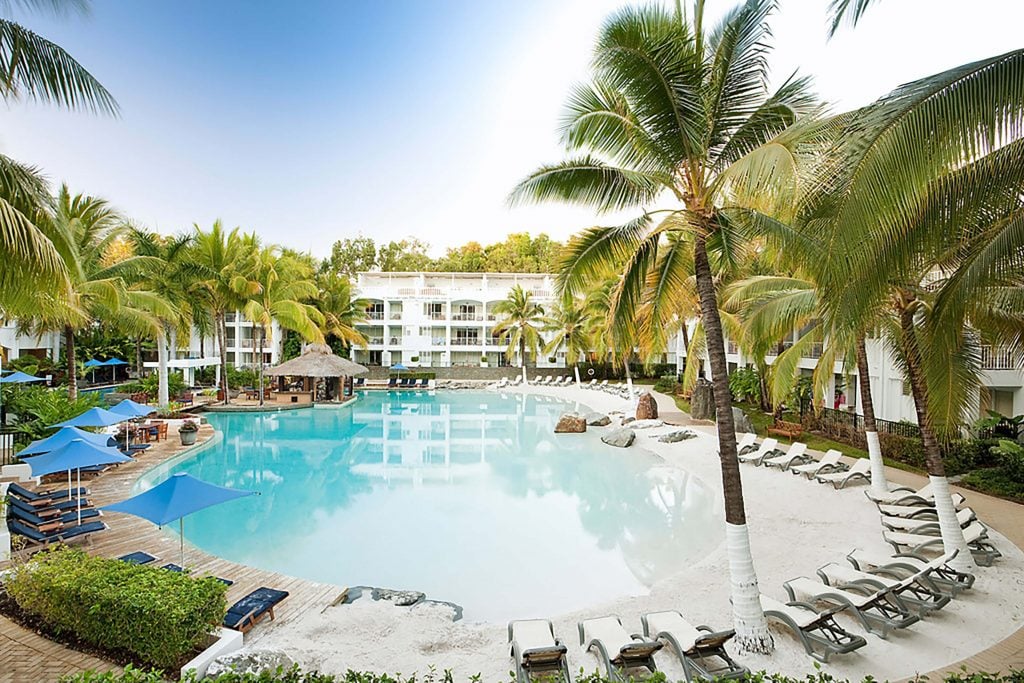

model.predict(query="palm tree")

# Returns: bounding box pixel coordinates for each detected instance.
[243,245,325,406]
[826,0,880,36]
[542,297,590,385]
[493,285,544,384]
[191,220,258,405]
[0,0,118,313]
[510,1,819,650]
[316,271,369,351]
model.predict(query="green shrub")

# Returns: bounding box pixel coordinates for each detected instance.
[6,547,227,671]
[653,374,679,395]
[878,432,925,468]
[122,372,188,400]
[728,367,761,403]
[993,439,1024,481]
[7,386,104,448]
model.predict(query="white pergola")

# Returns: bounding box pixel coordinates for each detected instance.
[143,357,221,387]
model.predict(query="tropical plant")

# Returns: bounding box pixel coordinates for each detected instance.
[827,0,880,36]
[542,297,590,385]
[7,385,103,447]
[509,0,820,650]
[316,271,369,350]
[243,244,325,405]
[492,285,544,383]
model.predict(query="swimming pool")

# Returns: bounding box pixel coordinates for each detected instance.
[157,391,721,621]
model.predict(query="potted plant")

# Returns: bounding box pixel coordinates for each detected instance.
[480,355,489,367]
[178,420,200,446]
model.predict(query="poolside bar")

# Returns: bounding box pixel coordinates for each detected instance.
[265,343,367,404]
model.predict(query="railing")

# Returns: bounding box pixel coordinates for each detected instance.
[981,345,1020,370]
[389,337,402,345]
[368,337,384,345]
[238,339,256,349]
[801,342,824,359]
[428,312,446,320]
[765,341,795,357]
[389,313,403,320]
[0,430,16,467]
[802,404,923,442]
[727,341,738,355]
[225,313,237,323]
[421,288,444,296]
[452,314,483,321]
[431,338,447,346]
[451,338,481,346]
[366,311,384,320]
[397,288,417,296]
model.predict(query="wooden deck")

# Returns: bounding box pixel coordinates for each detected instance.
[1,424,346,682]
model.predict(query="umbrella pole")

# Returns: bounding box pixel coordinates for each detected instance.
[179,518,184,567]
[76,468,82,526]
[67,468,72,499]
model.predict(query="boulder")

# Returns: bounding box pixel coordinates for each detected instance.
[690,380,716,420]
[554,413,587,433]
[584,412,611,426]
[732,407,756,435]
[621,416,636,425]
[375,588,426,606]
[208,650,294,678]
[659,429,697,443]
[629,419,664,429]
[601,428,635,448]
[635,392,659,420]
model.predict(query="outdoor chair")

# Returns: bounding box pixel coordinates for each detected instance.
[641,610,748,682]
[791,450,846,479]
[816,562,950,617]
[737,438,779,465]
[7,518,107,548]
[7,494,92,519]
[508,619,572,683]
[815,459,871,488]
[783,576,920,638]
[845,549,974,598]
[883,521,1001,566]
[760,594,867,663]
[387,378,398,388]
[763,442,811,471]
[8,482,88,507]
[736,433,758,455]
[8,503,101,532]
[880,507,976,533]
[223,586,290,633]
[419,378,430,388]
[864,482,965,507]
[578,615,662,681]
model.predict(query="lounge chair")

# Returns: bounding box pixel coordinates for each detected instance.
[579,616,661,681]
[738,438,779,465]
[223,587,290,633]
[783,576,920,638]
[511,376,523,386]
[119,551,159,565]
[790,449,846,479]
[883,521,1001,566]
[587,379,597,388]
[9,503,101,531]
[880,507,976,533]
[508,619,571,683]
[355,377,365,387]
[8,518,107,548]
[815,459,871,489]
[418,378,430,388]
[816,562,950,617]
[736,433,758,456]
[598,380,609,389]
[763,442,811,471]
[387,378,397,388]
[846,549,974,597]
[759,594,867,663]
[6,494,92,519]
[641,610,747,682]
[8,482,88,507]
[162,563,234,586]
[865,482,964,507]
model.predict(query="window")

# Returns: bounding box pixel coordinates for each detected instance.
[366,302,384,320]
[902,379,912,397]
[426,302,445,320]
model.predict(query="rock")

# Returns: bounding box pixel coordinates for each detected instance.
[375,588,426,606]
[584,412,611,426]
[554,413,587,433]
[601,428,635,448]
[690,379,716,420]
[629,419,664,429]
[621,416,635,425]
[659,429,697,443]
[208,650,294,677]
[732,407,756,435]
[636,392,659,420]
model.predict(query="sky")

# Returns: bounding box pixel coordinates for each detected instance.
[0,0,1021,259]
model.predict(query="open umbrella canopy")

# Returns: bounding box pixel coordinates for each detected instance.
[83,359,105,368]
[102,472,255,526]
[20,426,112,456]
[110,398,156,418]
[0,370,45,383]
[389,363,409,372]
[103,358,128,366]
[51,406,131,429]
[20,438,132,478]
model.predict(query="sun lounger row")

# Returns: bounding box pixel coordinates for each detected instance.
[511,611,748,683]
[737,436,871,488]
[387,378,431,388]
[581,379,633,398]
[529,375,574,386]
[5,483,107,549]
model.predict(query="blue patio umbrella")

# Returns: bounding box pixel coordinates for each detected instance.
[83,358,104,382]
[20,426,112,456]
[21,438,132,524]
[110,398,155,418]
[0,371,44,383]
[102,472,256,566]
[389,363,409,372]
[103,358,128,382]
[51,406,131,429]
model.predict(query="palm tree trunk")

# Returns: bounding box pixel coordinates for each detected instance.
[897,302,974,572]
[854,334,889,494]
[520,335,527,383]
[135,338,143,378]
[258,326,265,407]
[216,311,230,405]
[694,232,772,653]
[157,326,170,409]
[623,356,634,397]
[64,326,77,400]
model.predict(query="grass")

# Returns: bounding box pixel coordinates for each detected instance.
[960,468,1024,503]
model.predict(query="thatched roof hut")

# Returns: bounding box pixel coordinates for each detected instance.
[266,343,368,378]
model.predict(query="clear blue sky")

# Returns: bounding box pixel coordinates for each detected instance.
[1,0,1021,258]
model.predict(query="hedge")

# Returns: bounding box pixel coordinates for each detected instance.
[57,665,1024,683]
[5,547,227,671]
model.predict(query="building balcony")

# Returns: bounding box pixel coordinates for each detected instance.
[727,341,738,355]
[389,337,403,346]
[982,345,1021,370]
[389,313,403,320]
[367,337,384,345]
[801,343,824,359]
[428,312,447,321]
[431,338,447,346]
[452,314,483,322]
[451,338,482,346]
[366,312,384,321]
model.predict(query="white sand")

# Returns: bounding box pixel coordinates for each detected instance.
[248,384,1024,681]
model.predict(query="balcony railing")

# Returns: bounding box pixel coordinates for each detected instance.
[981,345,1021,370]
[368,337,384,345]
[801,342,824,359]
[451,338,481,346]
[727,341,738,355]
[389,313,403,320]
[431,337,447,346]
[389,337,402,345]
[452,314,483,321]
[428,312,446,320]
[365,311,384,320]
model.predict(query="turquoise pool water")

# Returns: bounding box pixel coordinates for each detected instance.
[158,391,721,621]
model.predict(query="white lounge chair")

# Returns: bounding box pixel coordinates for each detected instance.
[815,459,871,489]
[783,576,920,638]
[846,548,975,597]
[510,376,523,386]
[790,449,846,479]
[508,619,571,683]
[880,507,976,533]
[816,562,950,617]
[763,442,811,471]
[736,433,757,455]
[587,379,597,388]
[737,438,778,465]
[883,521,1001,566]
[578,616,662,680]
[532,375,542,385]
[641,611,747,682]
[759,594,867,663]
[865,482,961,506]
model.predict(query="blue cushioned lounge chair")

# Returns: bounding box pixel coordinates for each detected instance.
[8,482,88,506]
[7,518,106,547]
[162,563,234,586]
[7,494,92,518]
[9,503,101,530]
[223,587,290,633]
[387,378,397,388]
[119,551,159,565]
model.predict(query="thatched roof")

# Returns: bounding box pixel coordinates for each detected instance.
[266,343,368,377]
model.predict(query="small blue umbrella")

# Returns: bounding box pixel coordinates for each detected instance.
[102,472,256,566]
[21,438,132,524]
[0,371,44,383]
[51,406,131,429]
[103,358,128,366]
[389,363,409,372]
[110,398,155,418]
[82,359,105,368]
[20,426,112,456]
